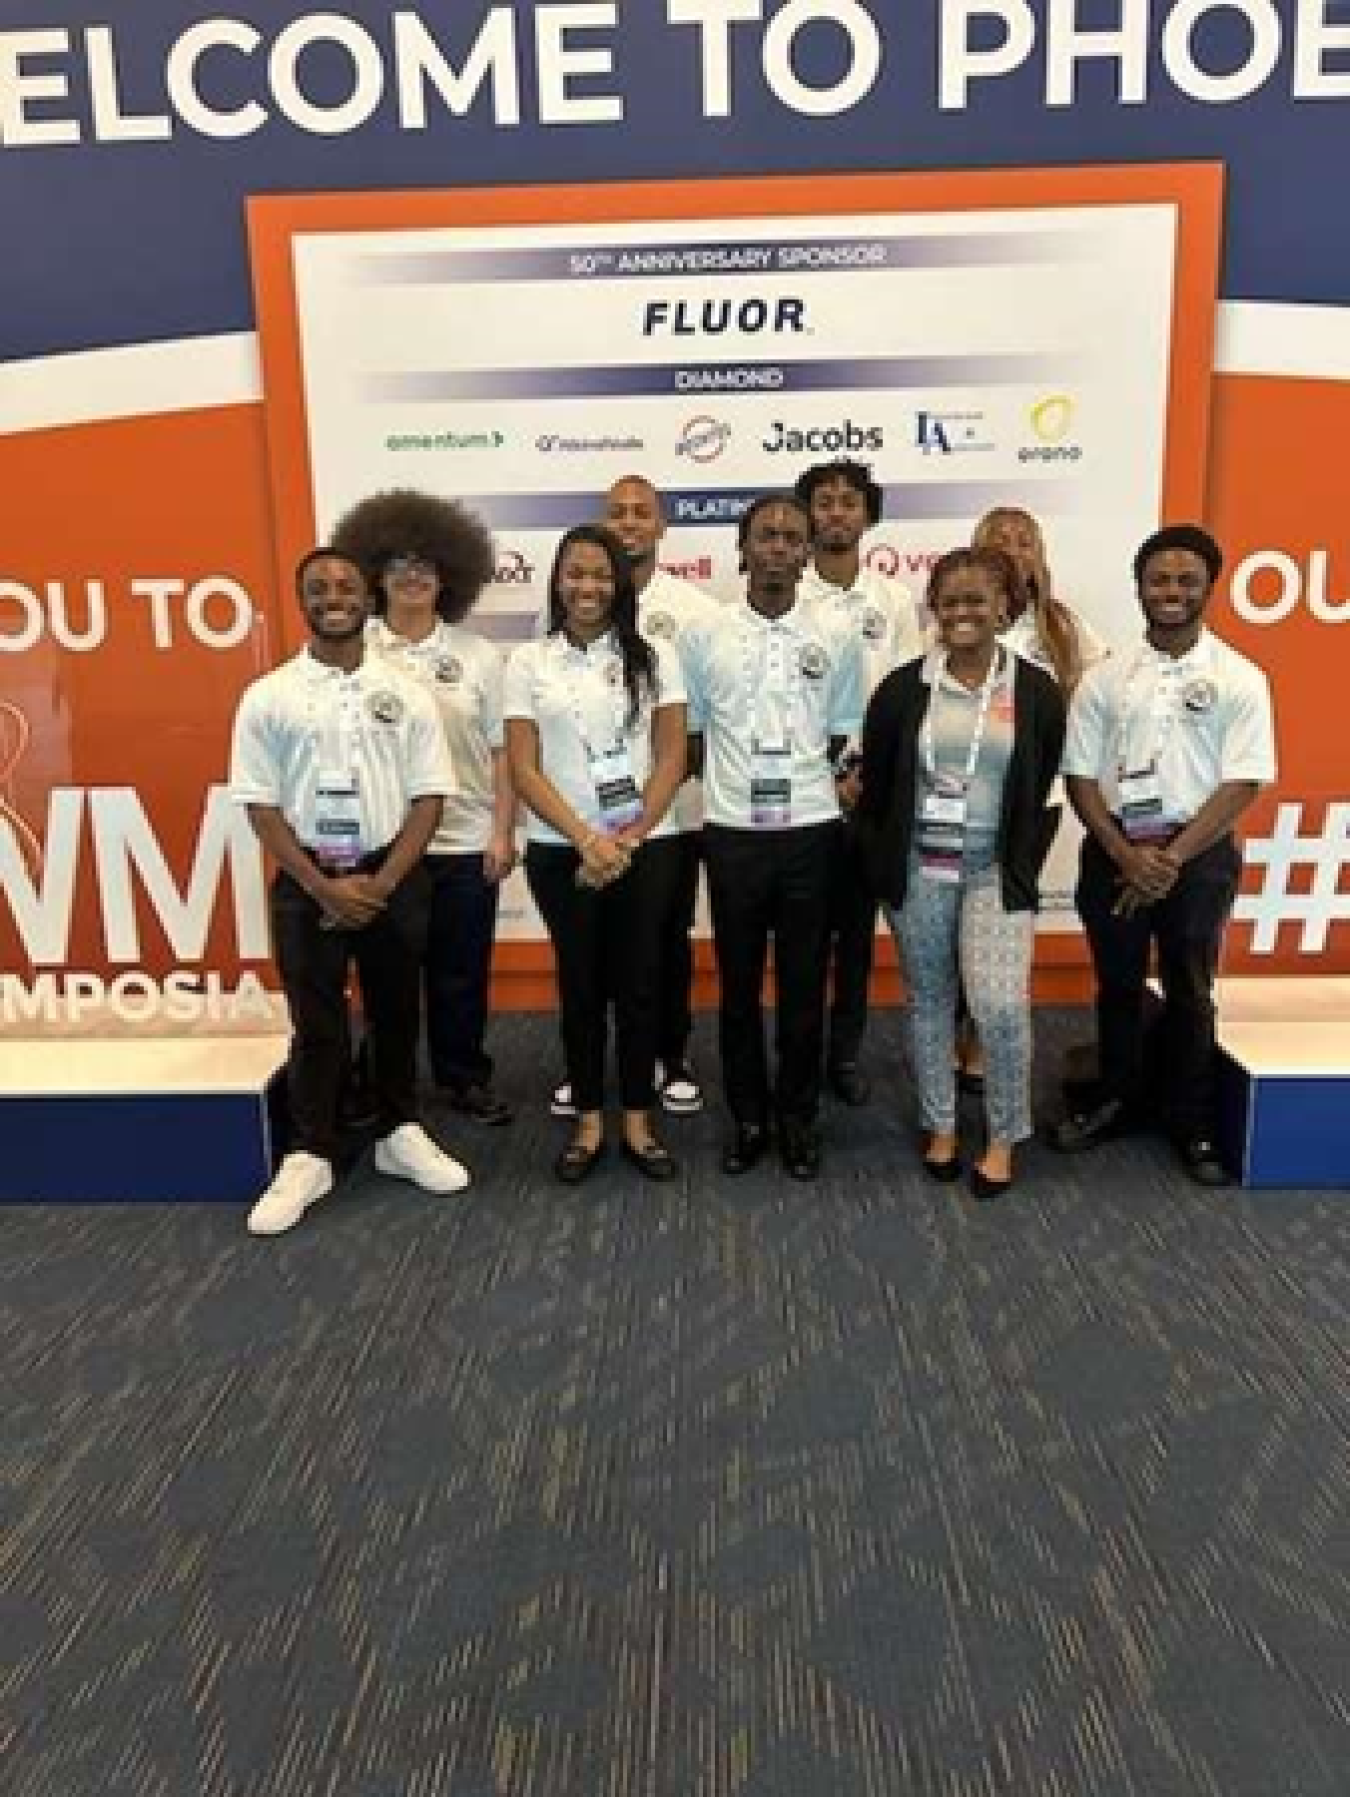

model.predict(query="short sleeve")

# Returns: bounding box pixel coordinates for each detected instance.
[1061,664,1112,781]
[479,643,506,750]
[228,685,281,807]
[405,687,456,798]
[652,637,687,711]
[827,631,866,737]
[682,627,709,730]
[1219,669,1278,783]
[503,644,537,721]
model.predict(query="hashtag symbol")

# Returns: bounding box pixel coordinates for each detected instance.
[1233,801,1350,954]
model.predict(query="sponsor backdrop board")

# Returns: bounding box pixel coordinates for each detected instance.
[252,166,1218,936]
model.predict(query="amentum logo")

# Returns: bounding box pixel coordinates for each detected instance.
[763,419,883,454]
[642,297,808,337]
[676,417,732,462]
[1019,394,1082,464]
[492,549,536,586]
[386,428,505,452]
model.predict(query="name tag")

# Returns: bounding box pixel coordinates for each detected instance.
[589,744,642,831]
[1119,767,1171,844]
[750,742,793,828]
[311,770,364,871]
[917,787,967,884]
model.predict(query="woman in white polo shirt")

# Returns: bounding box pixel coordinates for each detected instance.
[333,490,515,1125]
[505,525,688,1183]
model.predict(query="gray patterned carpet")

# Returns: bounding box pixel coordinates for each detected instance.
[2,1009,1348,1796]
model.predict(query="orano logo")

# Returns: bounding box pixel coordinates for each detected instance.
[1030,394,1074,443]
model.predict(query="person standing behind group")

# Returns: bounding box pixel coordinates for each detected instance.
[1054,524,1277,1186]
[682,495,865,1181]
[856,547,1065,1199]
[794,459,925,1106]
[229,550,470,1236]
[331,490,515,1125]
[505,525,688,1182]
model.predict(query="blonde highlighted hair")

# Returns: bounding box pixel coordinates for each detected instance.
[972,507,1085,693]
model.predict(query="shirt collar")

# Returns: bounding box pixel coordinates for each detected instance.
[739,596,806,632]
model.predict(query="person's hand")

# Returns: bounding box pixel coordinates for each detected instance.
[836,767,863,811]
[578,832,631,890]
[483,833,516,884]
[317,873,387,929]
[1116,843,1180,901]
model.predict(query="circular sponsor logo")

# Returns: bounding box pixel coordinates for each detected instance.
[799,642,828,680]
[1030,393,1074,443]
[367,690,405,726]
[1183,677,1217,713]
[434,656,464,686]
[861,604,887,643]
[644,610,677,641]
[676,415,732,463]
[864,543,902,579]
[604,659,624,686]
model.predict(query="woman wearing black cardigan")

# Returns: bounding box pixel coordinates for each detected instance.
[855,547,1065,1198]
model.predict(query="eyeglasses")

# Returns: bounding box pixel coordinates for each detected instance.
[385,553,436,579]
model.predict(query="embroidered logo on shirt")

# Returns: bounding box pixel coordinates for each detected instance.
[1183,677,1217,713]
[644,611,678,641]
[860,604,887,643]
[434,656,464,686]
[367,690,405,725]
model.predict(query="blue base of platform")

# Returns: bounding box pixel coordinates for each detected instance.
[1219,1058,1350,1190]
[1,1087,283,1204]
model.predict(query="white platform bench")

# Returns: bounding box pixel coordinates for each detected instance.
[0,1019,290,1204]
[1212,977,1350,1189]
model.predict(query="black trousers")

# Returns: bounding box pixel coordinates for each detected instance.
[423,852,500,1088]
[271,861,431,1162]
[656,829,702,1068]
[1076,832,1241,1139]
[826,817,878,1068]
[526,836,680,1112]
[704,820,837,1128]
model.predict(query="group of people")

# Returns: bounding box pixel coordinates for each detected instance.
[228,461,1277,1236]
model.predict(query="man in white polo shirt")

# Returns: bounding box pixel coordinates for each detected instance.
[683,494,865,1180]
[794,458,924,1106]
[229,548,471,1235]
[1055,524,1277,1186]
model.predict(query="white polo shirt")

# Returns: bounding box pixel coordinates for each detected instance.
[503,630,686,846]
[229,647,454,853]
[1062,628,1276,822]
[798,565,923,712]
[683,598,865,831]
[635,568,723,836]
[368,619,504,856]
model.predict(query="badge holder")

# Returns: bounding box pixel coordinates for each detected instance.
[916,777,967,884]
[311,771,365,928]
[750,739,793,829]
[1118,767,1171,844]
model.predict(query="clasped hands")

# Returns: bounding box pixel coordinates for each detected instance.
[576,827,639,890]
[317,871,390,930]
[1113,842,1182,917]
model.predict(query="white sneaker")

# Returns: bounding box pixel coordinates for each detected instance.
[248,1152,334,1237]
[550,1079,578,1119]
[374,1122,471,1194]
[658,1062,704,1115]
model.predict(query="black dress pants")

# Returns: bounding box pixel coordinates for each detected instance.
[271,861,431,1162]
[526,836,679,1112]
[656,829,702,1069]
[423,851,500,1088]
[1076,832,1241,1139]
[704,820,837,1128]
[826,817,878,1069]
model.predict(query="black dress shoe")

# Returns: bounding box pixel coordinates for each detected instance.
[969,1164,1014,1202]
[554,1137,606,1184]
[779,1121,822,1181]
[828,1062,872,1107]
[1052,1097,1134,1153]
[622,1139,679,1181]
[441,1081,514,1126]
[1179,1137,1233,1188]
[922,1152,963,1183]
[722,1122,770,1176]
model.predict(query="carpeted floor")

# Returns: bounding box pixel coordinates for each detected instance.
[2,1008,1348,1796]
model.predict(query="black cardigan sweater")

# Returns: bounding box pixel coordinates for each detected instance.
[854,653,1067,913]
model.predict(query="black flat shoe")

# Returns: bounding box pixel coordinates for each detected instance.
[922,1153,963,1183]
[441,1081,514,1126]
[722,1122,770,1176]
[622,1139,679,1181]
[554,1138,606,1184]
[969,1165,1013,1202]
[1052,1097,1135,1153]
[779,1121,822,1181]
